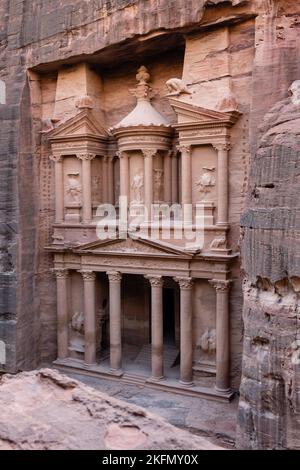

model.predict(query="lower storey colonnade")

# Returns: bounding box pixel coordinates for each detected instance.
[53,268,231,393]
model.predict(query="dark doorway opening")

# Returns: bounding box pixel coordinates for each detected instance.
[163,288,175,345]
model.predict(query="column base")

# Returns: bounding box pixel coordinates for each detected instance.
[179,380,194,387]
[147,375,164,383]
[110,368,123,375]
[215,385,231,394]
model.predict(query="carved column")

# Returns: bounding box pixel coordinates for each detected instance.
[80,270,96,364]
[119,151,129,201]
[164,150,172,204]
[107,271,123,372]
[145,275,164,380]
[178,145,192,222]
[175,276,194,385]
[143,149,156,221]
[107,156,115,205]
[50,155,64,223]
[214,144,230,226]
[78,153,95,224]
[102,156,108,203]
[53,268,69,359]
[171,151,179,203]
[209,279,232,392]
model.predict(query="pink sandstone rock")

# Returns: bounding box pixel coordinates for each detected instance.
[0,369,222,450]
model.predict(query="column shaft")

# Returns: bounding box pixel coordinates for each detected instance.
[52,157,64,223]
[143,150,154,221]
[164,151,172,204]
[146,276,164,380]
[80,154,94,224]
[216,146,230,225]
[81,271,96,364]
[102,156,108,203]
[119,152,129,200]
[55,269,69,359]
[171,152,178,203]
[107,157,115,205]
[108,271,122,372]
[210,280,231,392]
[176,277,194,385]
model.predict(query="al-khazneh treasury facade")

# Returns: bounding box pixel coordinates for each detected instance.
[1,0,258,400]
[45,55,244,400]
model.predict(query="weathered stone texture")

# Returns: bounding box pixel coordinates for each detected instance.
[0,369,222,450]
[237,0,300,450]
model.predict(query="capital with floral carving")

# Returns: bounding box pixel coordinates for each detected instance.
[145,275,164,288]
[209,279,232,292]
[79,270,96,281]
[49,154,63,163]
[142,149,157,159]
[213,143,231,152]
[77,153,96,161]
[177,144,191,155]
[175,276,194,290]
[107,271,122,283]
[52,268,69,279]
[116,150,129,159]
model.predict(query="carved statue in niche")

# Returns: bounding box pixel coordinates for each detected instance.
[165,78,191,97]
[66,173,82,205]
[198,328,216,355]
[289,80,300,106]
[153,169,164,202]
[69,311,85,353]
[196,167,216,200]
[131,171,144,204]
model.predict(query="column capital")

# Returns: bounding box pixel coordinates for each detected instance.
[107,271,122,282]
[117,150,129,159]
[49,154,62,163]
[213,142,231,152]
[175,276,194,290]
[142,149,157,159]
[52,268,69,279]
[77,153,96,161]
[177,144,191,154]
[145,275,164,288]
[209,279,232,292]
[79,270,96,281]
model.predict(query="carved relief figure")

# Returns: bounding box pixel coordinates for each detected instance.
[66,173,82,204]
[199,328,216,355]
[210,235,226,249]
[289,80,300,106]
[165,78,191,97]
[131,172,144,204]
[69,311,85,353]
[92,175,101,203]
[196,167,216,200]
[154,169,164,202]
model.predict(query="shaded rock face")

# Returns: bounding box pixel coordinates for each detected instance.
[237,96,300,449]
[0,369,221,450]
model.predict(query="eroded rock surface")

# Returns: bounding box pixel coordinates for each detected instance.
[237,92,300,450]
[0,369,221,450]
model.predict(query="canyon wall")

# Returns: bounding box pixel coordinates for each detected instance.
[237,0,300,450]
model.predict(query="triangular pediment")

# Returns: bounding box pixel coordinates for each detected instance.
[74,234,191,257]
[49,110,109,140]
[169,98,239,125]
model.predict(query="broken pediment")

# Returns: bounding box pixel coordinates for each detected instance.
[74,235,191,257]
[49,109,109,141]
[168,97,240,127]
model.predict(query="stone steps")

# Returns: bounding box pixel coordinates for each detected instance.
[122,372,147,386]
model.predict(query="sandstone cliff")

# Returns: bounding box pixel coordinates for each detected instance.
[0,369,221,450]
